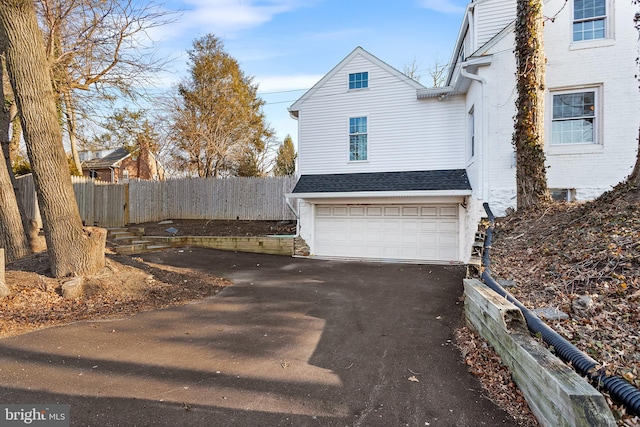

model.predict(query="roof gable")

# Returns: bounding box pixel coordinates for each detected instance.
[289,46,426,116]
[82,147,130,169]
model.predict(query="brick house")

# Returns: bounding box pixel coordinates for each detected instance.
[80,145,164,183]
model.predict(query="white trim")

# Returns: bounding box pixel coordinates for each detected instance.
[548,85,602,147]
[570,0,613,43]
[289,47,425,115]
[286,190,472,199]
[348,114,369,162]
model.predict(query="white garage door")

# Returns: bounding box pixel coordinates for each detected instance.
[314,204,459,262]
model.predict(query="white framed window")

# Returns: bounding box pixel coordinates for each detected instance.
[122,170,129,180]
[349,116,368,161]
[349,72,368,90]
[573,0,606,41]
[551,88,598,145]
[468,106,475,160]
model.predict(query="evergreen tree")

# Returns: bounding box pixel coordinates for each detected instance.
[170,34,272,178]
[273,135,296,176]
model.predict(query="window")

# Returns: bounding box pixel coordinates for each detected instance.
[551,90,596,145]
[349,117,367,161]
[89,169,98,179]
[349,72,368,90]
[122,170,129,180]
[551,189,576,202]
[573,0,606,41]
[468,106,475,159]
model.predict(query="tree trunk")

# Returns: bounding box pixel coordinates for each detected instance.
[513,0,550,209]
[1,51,38,252]
[627,129,640,186]
[0,0,105,278]
[0,48,30,263]
[0,139,30,263]
[63,90,83,174]
[0,248,9,297]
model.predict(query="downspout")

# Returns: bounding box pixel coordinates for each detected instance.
[460,63,489,202]
[285,196,301,237]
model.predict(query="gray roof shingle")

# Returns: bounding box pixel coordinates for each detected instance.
[291,169,471,194]
[82,147,130,169]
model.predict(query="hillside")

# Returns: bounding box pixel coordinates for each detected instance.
[489,183,640,422]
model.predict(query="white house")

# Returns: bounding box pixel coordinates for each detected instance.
[287,0,639,264]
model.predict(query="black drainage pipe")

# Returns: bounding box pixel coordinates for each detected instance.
[480,203,640,416]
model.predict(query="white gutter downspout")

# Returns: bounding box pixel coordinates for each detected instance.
[460,63,489,202]
[284,195,300,236]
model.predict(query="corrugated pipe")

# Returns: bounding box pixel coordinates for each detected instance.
[480,203,640,416]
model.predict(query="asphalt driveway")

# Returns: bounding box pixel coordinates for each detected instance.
[0,248,518,426]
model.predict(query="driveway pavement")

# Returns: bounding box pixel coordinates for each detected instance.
[0,249,518,426]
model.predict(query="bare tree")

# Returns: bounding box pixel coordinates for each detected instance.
[428,56,448,88]
[35,0,174,173]
[403,58,422,83]
[0,0,106,278]
[512,0,551,209]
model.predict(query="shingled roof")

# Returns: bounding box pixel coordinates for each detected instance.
[82,147,130,169]
[291,169,471,194]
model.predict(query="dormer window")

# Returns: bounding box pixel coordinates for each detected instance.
[349,72,368,90]
[573,0,606,41]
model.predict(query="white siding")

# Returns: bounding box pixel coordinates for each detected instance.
[474,0,516,48]
[297,52,467,175]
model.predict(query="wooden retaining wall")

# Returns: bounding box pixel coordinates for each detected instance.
[464,279,615,427]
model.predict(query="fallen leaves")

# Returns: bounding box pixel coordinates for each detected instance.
[455,326,539,426]
[1,253,230,338]
[488,186,640,425]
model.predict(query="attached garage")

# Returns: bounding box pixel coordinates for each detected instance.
[314,204,459,261]
[288,170,473,264]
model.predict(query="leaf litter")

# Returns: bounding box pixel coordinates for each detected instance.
[462,183,640,426]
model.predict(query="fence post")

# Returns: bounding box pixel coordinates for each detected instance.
[124,183,130,225]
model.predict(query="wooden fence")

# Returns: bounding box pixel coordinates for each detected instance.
[15,174,298,228]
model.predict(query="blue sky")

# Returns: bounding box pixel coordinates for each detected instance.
[151,0,469,144]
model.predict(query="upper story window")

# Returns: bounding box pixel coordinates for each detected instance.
[349,72,368,90]
[551,90,597,145]
[349,117,368,161]
[573,0,606,41]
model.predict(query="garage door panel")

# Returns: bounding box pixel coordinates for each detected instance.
[439,220,458,232]
[314,204,459,262]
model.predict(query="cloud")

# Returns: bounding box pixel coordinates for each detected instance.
[417,0,465,14]
[173,0,303,36]
[256,74,324,93]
